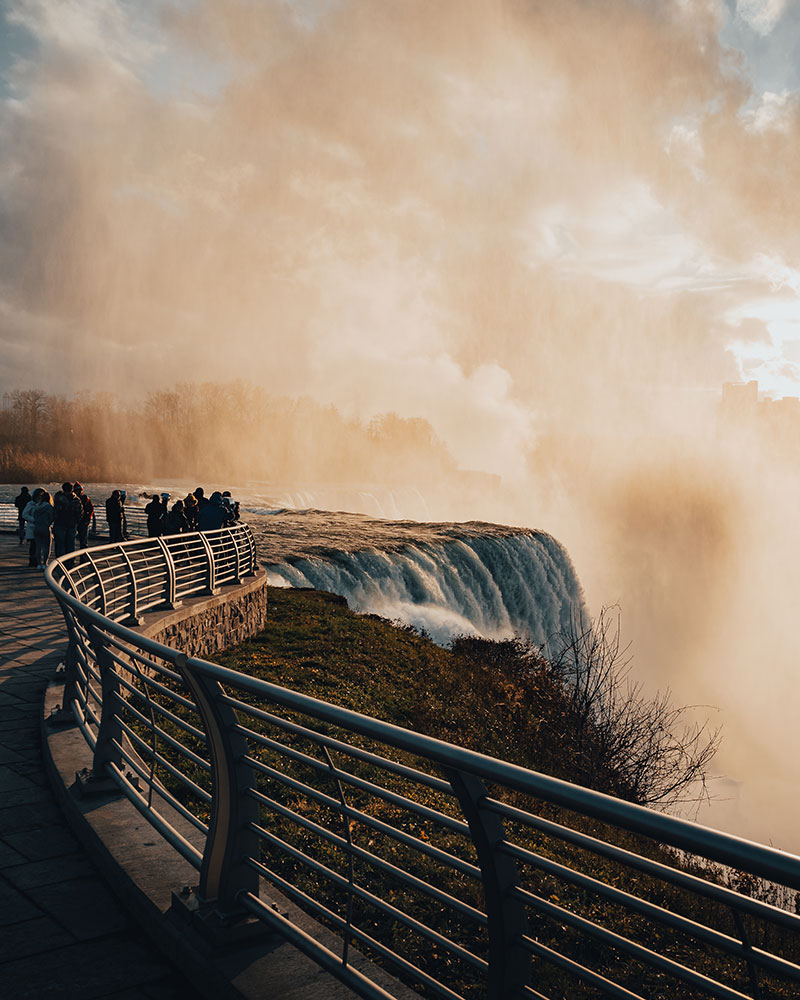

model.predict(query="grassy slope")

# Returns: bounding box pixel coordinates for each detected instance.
[216,586,601,789]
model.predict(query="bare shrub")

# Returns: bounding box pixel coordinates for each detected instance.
[545,606,721,811]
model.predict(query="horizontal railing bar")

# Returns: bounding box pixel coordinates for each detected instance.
[503,839,800,981]
[113,672,206,743]
[228,698,452,794]
[487,797,800,934]
[108,695,211,773]
[244,753,470,837]
[520,935,645,1000]
[69,698,99,752]
[112,718,212,806]
[249,826,488,972]
[240,729,460,825]
[109,738,210,833]
[104,761,204,869]
[512,885,752,1000]
[521,987,552,1000]
[73,683,102,727]
[247,796,486,927]
[101,637,185,685]
[240,887,465,1000]
[247,784,480,881]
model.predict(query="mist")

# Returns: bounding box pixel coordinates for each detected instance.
[3,0,800,847]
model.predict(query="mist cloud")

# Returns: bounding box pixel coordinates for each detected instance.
[2,0,800,465]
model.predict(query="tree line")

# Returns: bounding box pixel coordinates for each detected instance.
[0,383,458,486]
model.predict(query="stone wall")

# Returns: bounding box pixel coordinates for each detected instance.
[140,569,268,658]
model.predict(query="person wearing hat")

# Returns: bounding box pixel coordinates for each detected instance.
[183,493,199,530]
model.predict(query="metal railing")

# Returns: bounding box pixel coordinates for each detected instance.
[44,532,800,1000]
[1,499,149,537]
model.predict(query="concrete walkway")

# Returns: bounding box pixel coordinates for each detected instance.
[0,533,186,999]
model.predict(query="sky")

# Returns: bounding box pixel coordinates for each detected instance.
[1,0,800,479]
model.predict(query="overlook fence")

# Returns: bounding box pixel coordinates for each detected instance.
[44,528,800,1000]
[1,499,149,537]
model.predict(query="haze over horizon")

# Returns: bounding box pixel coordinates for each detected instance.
[2,0,800,849]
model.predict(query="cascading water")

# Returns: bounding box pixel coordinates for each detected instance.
[252,511,585,647]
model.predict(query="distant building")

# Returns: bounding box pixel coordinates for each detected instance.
[717,380,800,454]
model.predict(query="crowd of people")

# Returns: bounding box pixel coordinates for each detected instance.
[14,482,93,569]
[143,487,239,538]
[13,483,240,568]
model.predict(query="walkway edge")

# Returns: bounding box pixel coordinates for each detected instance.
[41,666,412,1000]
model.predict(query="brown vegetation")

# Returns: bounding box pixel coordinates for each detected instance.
[0,383,457,485]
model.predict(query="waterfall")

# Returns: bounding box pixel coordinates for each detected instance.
[264,530,584,647]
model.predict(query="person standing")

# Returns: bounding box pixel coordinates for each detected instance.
[162,499,190,535]
[183,493,199,530]
[73,483,94,550]
[53,482,82,557]
[120,489,130,540]
[21,490,39,567]
[105,490,124,542]
[14,487,30,544]
[197,491,234,531]
[145,493,166,537]
[32,490,54,568]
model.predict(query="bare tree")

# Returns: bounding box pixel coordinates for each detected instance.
[546,607,721,811]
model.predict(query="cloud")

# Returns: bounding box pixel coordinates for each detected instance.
[741,88,794,131]
[735,0,788,35]
[1,0,800,467]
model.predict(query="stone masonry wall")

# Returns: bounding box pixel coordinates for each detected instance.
[141,570,268,658]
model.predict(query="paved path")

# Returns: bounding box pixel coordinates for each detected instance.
[0,533,186,999]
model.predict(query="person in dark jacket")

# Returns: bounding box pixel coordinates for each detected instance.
[145,494,166,537]
[197,491,234,531]
[162,499,189,535]
[14,487,30,544]
[73,483,93,550]
[53,482,83,556]
[105,490,124,542]
[120,489,130,540]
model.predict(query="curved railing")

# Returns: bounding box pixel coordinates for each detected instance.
[2,499,163,538]
[45,530,800,1000]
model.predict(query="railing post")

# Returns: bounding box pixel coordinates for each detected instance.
[155,537,181,609]
[231,528,242,584]
[443,767,529,999]
[118,547,141,626]
[83,552,107,615]
[244,525,257,576]
[82,624,126,792]
[198,532,220,595]
[173,653,260,914]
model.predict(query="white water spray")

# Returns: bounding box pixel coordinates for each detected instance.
[264,529,584,647]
